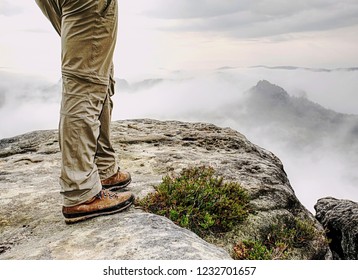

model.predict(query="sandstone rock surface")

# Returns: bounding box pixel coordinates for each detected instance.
[0,119,331,259]
[315,197,358,260]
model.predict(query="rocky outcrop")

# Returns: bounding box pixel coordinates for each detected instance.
[0,119,331,259]
[315,197,358,260]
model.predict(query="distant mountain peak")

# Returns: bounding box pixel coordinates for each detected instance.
[256,79,282,89]
[251,80,289,100]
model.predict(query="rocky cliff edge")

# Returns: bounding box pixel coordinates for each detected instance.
[0,119,332,259]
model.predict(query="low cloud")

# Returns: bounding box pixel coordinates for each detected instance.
[0,71,61,138]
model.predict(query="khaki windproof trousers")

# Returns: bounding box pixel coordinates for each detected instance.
[35,0,119,206]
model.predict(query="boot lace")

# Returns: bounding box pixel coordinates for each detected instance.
[96,189,118,200]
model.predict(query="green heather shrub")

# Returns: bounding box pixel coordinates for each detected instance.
[233,217,319,260]
[265,217,316,249]
[136,166,250,237]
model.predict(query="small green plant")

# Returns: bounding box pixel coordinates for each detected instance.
[265,217,316,249]
[233,240,272,260]
[136,166,250,237]
[233,217,319,260]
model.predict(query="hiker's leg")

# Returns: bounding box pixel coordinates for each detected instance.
[96,64,119,179]
[59,0,118,206]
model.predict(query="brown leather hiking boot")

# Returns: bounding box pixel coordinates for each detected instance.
[101,169,132,191]
[62,189,134,224]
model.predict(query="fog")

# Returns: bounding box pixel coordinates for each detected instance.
[0,67,357,212]
[0,71,61,137]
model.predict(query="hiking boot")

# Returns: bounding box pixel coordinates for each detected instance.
[101,169,132,191]
[62,189,134,224]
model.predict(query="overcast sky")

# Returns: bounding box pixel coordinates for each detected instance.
[0,0,357,81]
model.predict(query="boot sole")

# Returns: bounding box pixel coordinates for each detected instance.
[64,196,134,224]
